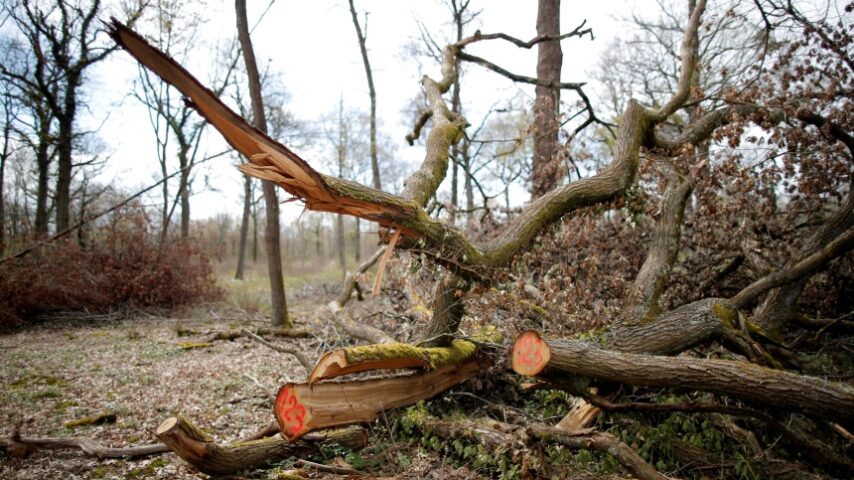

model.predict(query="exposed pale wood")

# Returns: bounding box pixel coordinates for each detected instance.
[275,360,483,440]
[155,415,367,476]
[555,394,601,433]
[372,229,400,296]
[511,330,551,376]
[0,432,168,459]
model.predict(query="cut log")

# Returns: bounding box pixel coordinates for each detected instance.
[308,326,500,384]
[275,360,483,440]
[155,415,367,476]
[511,331,854,424]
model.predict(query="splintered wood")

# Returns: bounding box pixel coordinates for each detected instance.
[512,330,550,376]
[275,361,482,440]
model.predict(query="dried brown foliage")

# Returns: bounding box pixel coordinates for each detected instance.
[0,205,221,327]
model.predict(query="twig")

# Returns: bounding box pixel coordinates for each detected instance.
[240,328,312,370]
[295,459,366,476]
[372,229,401,296]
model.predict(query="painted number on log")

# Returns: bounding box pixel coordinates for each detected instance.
[276,386,306,435]
[514,334,544,370]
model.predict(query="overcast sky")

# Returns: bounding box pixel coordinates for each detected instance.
[88,0,658,222]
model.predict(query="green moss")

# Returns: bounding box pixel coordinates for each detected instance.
[31,388,62,399]
[126,458,168,478]
[65,412,117,428]
[53,399,78,413]
[175,341,213,350]
[344,326,501,369]
[9,374,67,389]
[712,303,737,328]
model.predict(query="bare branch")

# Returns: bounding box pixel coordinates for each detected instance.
[730,226,854,309]
[649,0,707,123]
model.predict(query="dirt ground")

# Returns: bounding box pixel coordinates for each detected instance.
[0,275,393,477]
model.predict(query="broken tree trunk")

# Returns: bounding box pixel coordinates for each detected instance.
[309,326,500,384]
[511,331,854,424]
[275,360,483,440]
[155,415,367,476]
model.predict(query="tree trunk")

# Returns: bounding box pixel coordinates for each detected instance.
[34,137,50,237]
[178,147,191,238]
[0,108,9,255]
[235,0,290,327]
[235,174,251,279]
[347,0,381,192]
[55,116,74,233]
[512,332,854,424]
[530,0,563,199]
[354,217,361,263]
[337,213,346,276]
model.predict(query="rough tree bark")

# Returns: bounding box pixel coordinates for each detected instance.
[155,416,367,476]
[512,331,854,425]
[235,0,290,327]
[235,175,252,279]
[530,0,563,198]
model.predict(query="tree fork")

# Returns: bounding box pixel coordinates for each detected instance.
[511,331,854,424]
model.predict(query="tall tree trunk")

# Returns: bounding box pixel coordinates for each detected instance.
[235,0,290,327]
[55,115,73,233]
[337,214,346,277]
[354,217,361,263]
[179,148,191,238]
[347,0,381,192]
[530,0,563,199]
[34,138,50,237]
[0,111,8,255]
[251,193,258,262]
[235,175,252,280]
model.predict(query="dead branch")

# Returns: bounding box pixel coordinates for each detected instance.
[550,380,853,472]
[334,246,385,309]
[208,327,311,342]
[454,21,593,49]
[240,328,312,370]
[0,431,168,459]
[730,226,854,308]
[410,414,672,480]
[331,309,396,345]
[296,459,366,476]
[456,51,585,90]
[155,415,367,476]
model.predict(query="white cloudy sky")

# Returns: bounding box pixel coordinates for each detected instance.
[88,0,660,221]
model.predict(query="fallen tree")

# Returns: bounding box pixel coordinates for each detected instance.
[511,331,854,424]
[102,0,854,477]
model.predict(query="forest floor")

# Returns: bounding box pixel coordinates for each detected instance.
[0,263,507,480]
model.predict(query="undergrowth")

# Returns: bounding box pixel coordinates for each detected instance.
[0,205,221,327]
